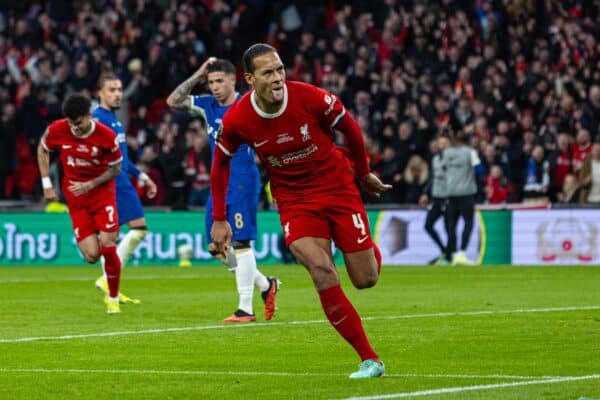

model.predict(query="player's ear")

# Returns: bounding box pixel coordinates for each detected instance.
[244,72,254,86]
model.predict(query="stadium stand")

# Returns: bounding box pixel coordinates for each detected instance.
[0,0,599,206]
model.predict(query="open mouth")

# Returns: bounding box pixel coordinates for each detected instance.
[271,86,284,101]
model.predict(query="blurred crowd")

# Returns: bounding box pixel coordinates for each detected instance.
[1,0,600,207]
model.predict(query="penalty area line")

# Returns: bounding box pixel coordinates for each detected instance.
[1,305,599,344]
[340,374,600,400]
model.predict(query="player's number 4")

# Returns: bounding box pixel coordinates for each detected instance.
[352,213,366,235]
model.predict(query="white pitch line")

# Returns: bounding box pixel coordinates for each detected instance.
[386,373,564,380]
[0,368,566,381]
[1,305,599,344]
[360,305,600,322]
[341,374,600,400]
[0,274,202,284]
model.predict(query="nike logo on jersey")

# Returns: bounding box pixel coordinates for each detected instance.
[357,236,368,244]
[332,315,348,326]
[62,145,72,149]
[105,223,117,229]
[254,140,269,147]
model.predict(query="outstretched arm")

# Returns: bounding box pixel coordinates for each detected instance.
[335,113,392,198]
[166,56,216,111]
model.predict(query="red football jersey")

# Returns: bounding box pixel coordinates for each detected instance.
[572,142,591,175]
[41,119,122,203]
[218,81,356,205]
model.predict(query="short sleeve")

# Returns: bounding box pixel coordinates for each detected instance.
[105,135,123,166]
[41,125,57,151]
[302,84,346,128]
[190,95,212,119]
[215,110,241,157]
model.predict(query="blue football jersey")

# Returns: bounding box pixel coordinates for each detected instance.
[92,106,144,225]
[191,95,259,185]
[191,94,260,241]
[92,106,141,187]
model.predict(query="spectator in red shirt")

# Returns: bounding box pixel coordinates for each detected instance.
[185,132,211,206]
[485,165,508,204]
[549,133,572,194]
[572,128,592,176]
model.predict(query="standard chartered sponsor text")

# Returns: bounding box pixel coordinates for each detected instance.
[281,144,318,164]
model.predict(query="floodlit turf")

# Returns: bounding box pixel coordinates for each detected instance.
[1,265,599,399]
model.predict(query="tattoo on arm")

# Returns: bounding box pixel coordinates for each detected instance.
[167,77,202,111]
[90,162,122,189]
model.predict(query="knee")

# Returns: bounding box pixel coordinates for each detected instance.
[351,263,379,289]
[99,235,118,248]
[82,249,100,263]
[354,271,378,289]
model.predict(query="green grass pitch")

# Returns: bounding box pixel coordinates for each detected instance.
[1,265,599,399]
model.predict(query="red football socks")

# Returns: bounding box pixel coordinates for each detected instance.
[318,284,378,361]
[373,244,382,274]
[101,246,121,298]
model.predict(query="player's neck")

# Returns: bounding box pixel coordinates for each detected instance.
[253,93,282,114]
[99,103,116,112]
[219,92,237,107]
[71,120,95,138]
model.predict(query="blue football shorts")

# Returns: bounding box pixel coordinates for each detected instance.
[116,182,145,226]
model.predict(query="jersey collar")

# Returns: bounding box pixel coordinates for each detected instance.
[70,120,95,139]
[250,84,288,119]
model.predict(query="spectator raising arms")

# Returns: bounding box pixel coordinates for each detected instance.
[1,1,599,206]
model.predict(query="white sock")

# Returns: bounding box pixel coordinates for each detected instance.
[254,269,269,293]
[117,229,147,268]
[235,249,257,315]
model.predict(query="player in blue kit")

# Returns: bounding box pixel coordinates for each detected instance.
[92,74,157,304]
[167,57,279,322]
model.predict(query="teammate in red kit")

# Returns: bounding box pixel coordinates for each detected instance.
[210,43,391,378]
[37,93,124,314]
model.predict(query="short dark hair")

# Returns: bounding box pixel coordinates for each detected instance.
[207,59,236,75]
[455,130,471,144]
[242,43,277,73]
[62,93,91,120]
[439,130,454,142]
[98,72,121,90]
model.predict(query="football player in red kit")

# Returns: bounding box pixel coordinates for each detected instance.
[37,93,124,314]
[210,43,391,378]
